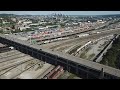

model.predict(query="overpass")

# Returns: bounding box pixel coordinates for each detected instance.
[0,34,120,79]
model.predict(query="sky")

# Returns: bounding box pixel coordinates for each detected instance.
[0,11,120,15]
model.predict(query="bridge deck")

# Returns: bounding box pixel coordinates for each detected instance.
[0,34,120,78]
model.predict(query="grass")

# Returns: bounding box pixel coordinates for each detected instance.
[67,73,77,79]
[97,49,102,51]
[57,45,69,51]
[58,71,70,79]
[0,30,3,33]
[79,47,91,59]
[87,53,95,60]
[100,41,108,48]
[80,52,87,59]
[68,45,81,55]
[84,46,92,53]
[94,41,98,44]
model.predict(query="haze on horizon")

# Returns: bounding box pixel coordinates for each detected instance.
[0,11,120,15]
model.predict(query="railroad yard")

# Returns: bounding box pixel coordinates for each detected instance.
[1,12,120,79]
[0,43,80,79]
[1,27,120,79]
[39,29,120,62]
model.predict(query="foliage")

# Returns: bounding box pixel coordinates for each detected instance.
[88,53,95,60]
[0,30,3,33]
[100,35,120,69]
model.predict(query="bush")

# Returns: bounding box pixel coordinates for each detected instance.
[100,35,120,69]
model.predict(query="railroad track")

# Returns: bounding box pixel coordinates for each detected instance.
[48,29,120,52]
[0,51,22,60]
[0,53,26,63]
[37,65,55,79]
[14,62,51,79]
[0,59,34,78]
[12,59,44,79]
[0,55,33,71]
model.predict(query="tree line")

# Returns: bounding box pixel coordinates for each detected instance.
[100,35,120,69]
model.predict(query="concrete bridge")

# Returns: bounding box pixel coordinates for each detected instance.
[0,34,120,79]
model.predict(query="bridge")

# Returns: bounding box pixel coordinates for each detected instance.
[0,34,120,79]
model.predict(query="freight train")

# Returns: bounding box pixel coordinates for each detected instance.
[43,65,64,79]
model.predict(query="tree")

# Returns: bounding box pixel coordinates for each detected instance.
[11,25,15,29]
[100,35,120,69]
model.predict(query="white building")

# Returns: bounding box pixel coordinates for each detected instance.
[30,23,39,26]
[23,21,32,24]
[11,18,17,22]
[18,26,30,31]
[2,21,10,24]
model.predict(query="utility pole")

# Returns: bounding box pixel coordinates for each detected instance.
[30,34,32,44]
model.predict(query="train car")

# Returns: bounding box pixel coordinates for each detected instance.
[46,65,61,79]
[54,65,60,71]
[76,41,92,52]
[44,40,50,44]
[55,70,64,79]
[49,67,64,79]
[52,67,64,79]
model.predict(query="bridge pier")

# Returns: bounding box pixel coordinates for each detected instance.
[99,68,104,79]
[86,73,89,79]
[76,65,79,75]
[68,66,71,73]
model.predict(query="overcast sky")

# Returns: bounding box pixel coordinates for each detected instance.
[0,11,120,15]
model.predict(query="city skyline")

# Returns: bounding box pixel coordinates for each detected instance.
[0,11,120,15]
